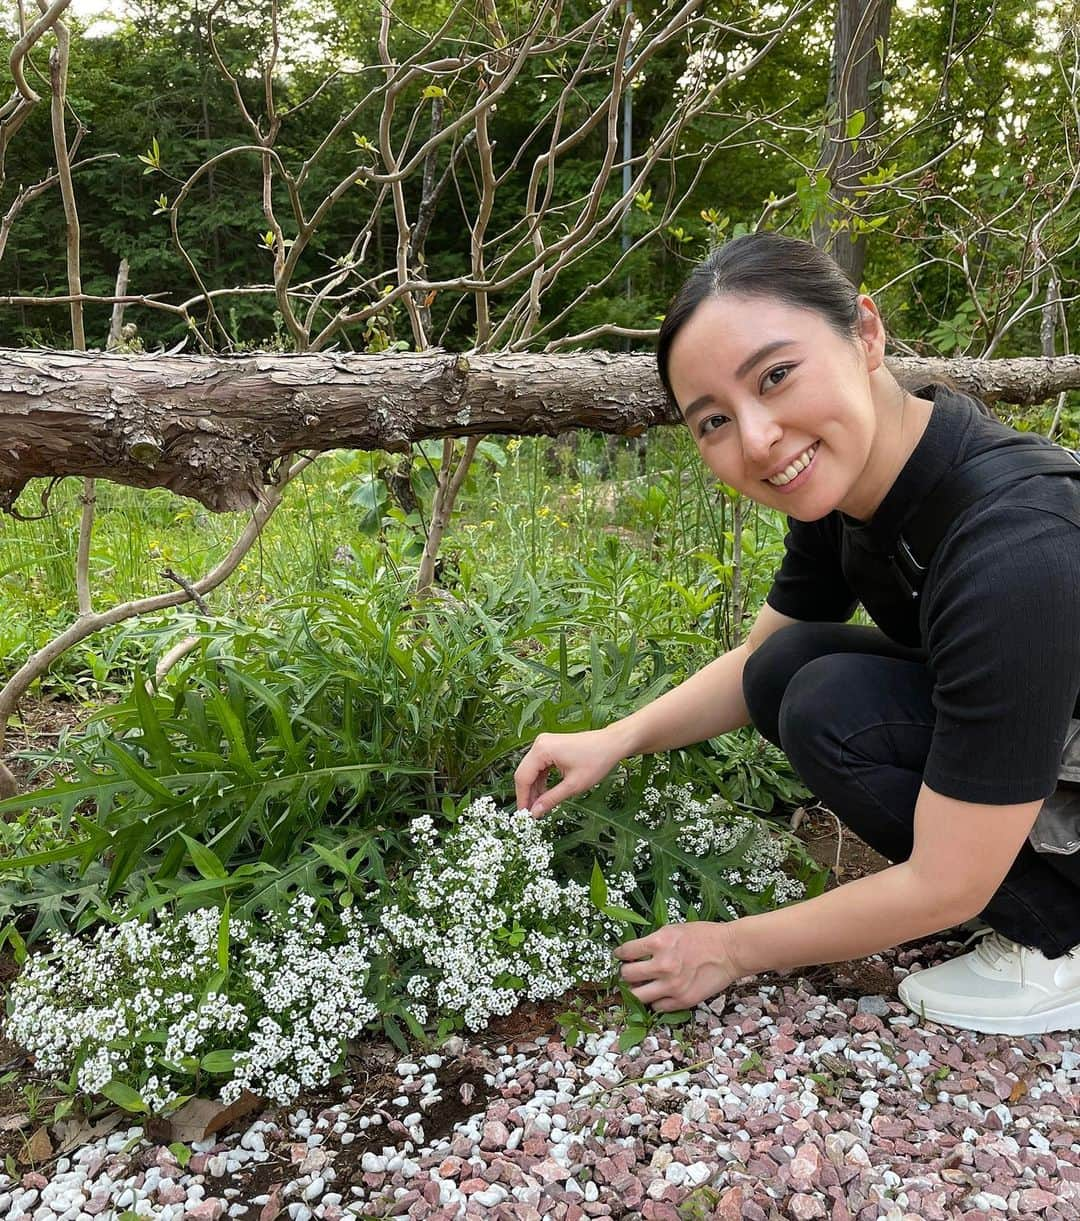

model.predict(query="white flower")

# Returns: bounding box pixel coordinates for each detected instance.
[8,897,376,1111]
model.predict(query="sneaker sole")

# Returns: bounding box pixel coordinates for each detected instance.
[898,994,1080,1036]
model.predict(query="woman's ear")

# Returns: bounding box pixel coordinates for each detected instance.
[856,293,887,372]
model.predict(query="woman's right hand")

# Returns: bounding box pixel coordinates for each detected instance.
[514,728,626,818]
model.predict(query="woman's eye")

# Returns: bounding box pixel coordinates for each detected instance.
[763,365,791,390]
[699,414,730,436]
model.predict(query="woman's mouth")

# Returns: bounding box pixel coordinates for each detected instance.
[764,442,819,491]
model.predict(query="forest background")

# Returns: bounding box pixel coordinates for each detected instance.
[0,0,1077,1102]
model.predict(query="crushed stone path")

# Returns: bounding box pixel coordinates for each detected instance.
[2,935,1078,1220]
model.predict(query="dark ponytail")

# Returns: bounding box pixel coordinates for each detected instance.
[656,233,860,400]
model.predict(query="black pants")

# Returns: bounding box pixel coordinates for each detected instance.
[742,622,1080,959]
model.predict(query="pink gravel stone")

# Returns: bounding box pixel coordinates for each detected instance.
[185,1202,225,1221]
[789,1194,827,1219]
[659,1114,683,1142]
[1018,1188,1060,1212]
[789,1140,822,1188]
[533,1158,572,1184]
[713,1186,746,1220]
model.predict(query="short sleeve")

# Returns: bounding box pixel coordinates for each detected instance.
[922,507,1080,804]
[766,514,859,624]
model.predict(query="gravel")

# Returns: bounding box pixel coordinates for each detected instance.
[2,933,1079,1220]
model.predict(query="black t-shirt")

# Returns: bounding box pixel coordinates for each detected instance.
[766,384,1080,805]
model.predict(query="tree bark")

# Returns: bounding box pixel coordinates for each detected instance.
[1,347,1078,513]
[812,0,895,285]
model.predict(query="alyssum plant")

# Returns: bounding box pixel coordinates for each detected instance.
[6,786,822,1111]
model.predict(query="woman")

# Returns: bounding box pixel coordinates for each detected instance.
[514,232,1080,1036]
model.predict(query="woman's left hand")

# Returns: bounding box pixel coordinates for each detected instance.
[614,920,745,1012]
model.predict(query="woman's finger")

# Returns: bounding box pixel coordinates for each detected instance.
[626,980,669,1006]
[529,776,577,818]
[613,931,663,961]
[618,958,663,985]
[514,750,548,811]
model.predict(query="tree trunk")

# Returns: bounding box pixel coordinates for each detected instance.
[813,0,895,285]
[1,348,1078,514]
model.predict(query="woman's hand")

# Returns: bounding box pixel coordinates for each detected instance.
[514,728,626,818]
[614,920,746,1012]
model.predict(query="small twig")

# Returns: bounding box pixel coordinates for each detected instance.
[160,568,211,615]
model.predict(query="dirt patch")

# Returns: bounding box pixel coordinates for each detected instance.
[2,692,90,792]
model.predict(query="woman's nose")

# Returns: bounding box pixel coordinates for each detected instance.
[740,411,783,466]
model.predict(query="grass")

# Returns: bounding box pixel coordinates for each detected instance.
[0,429,787,698]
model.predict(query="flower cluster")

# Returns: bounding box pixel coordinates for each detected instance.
[7,897,376,1110]
[377,797,630,1030]
[634,782,806,912]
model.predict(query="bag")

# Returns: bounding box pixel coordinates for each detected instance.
[889,443,1080,864]
[1030,719,1080,859]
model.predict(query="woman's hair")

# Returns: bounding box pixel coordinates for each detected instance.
[656,232,860,400]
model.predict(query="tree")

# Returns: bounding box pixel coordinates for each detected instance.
[0,0,1077,796]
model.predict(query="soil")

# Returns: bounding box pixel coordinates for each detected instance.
[0,698,963,1190]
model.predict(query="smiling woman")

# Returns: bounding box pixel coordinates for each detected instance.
[516,231,1080,1038]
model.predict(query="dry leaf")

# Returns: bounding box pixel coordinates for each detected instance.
[167,1097,227,1144]
[166,1091,264,1144]
[0,1113,30,1133]
[205,1090,264,1139]
[259,1187,284,1221]
[54,1112,123,1155]
[19,1125,52,1165]
[1009,1077,1029,1103]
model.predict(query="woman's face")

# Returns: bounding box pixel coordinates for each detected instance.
[666,292,887,521]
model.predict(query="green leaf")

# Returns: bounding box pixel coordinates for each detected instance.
[617,1025,647,1052]
[180,833,227,880]
[200,1050,238,1073]
[203,968,226,999]
[102,1080,149,1113]
[845,110,866,140]
[100,739,178,806]
[660,1009,693,1026]
[601,903,648,926]
[217,899,230,976]
[589,859,608,910]
[383,1014,409,1054]
[168,1141,192,1168]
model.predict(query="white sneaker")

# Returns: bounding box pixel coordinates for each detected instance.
[897,930,1080,1035]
